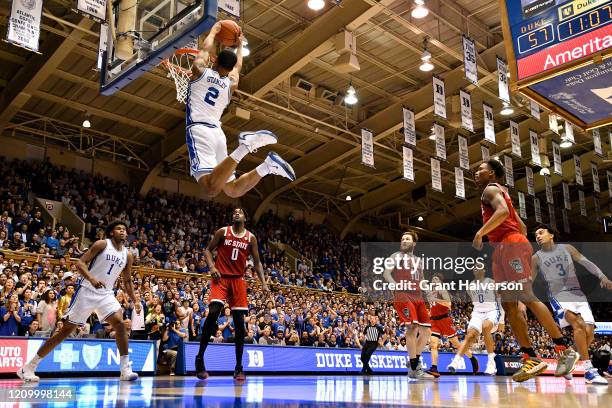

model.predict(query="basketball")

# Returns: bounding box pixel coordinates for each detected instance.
[216,20,241,47]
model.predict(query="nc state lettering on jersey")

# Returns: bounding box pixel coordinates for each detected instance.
[224,239,249,250]
[207,76,227,88]
[106,254,125,269]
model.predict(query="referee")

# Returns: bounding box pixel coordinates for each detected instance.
[361,311,384,375]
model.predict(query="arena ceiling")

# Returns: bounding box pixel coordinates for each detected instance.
[0,0,609,240]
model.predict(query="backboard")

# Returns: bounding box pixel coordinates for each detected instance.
[99,0,219,96]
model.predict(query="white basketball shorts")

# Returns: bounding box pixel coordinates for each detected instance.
[551,299,595,328]
[186,123,236,182]
[62,285,121,326]
[468,309,501,334]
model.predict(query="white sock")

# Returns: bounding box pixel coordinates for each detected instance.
[120,355,130,369]
[29,354,42,368]
[488,353,496,360]
[229,144,249,163]
[453,354,461,362]
[256,162,269,177]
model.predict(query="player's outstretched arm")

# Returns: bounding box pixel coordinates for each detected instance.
[565,244,612,289]
[229,35,244,93]
[204,228,225,280]
[250,233,269,292]
[121,252,137,303]
[76,240,108,289]
[192,22,222,78]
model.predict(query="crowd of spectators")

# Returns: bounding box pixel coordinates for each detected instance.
[0,156,610,365]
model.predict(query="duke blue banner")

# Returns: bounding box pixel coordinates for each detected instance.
[0,337,156,374]
[182,343,490,375]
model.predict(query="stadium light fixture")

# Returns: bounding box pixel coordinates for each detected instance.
[308,0,325,11]
[345,194,352,201]
[82,113,91,128]
[411,0,429,19]
[419,38,434,72]
[500,103,514,116]
[539,167,550,176]
[344,84,358,105]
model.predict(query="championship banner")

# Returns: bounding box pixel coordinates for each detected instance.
[518,191,527,219]
[562,209,570,234]
[529,130,541,166]
[402,146,414,182]
[459,90,474,132]
[458,135,469,170]
[574,154,583,186]
[510,120,522,158]
[483,104,496,144]
[431,158,442,193]
[549,113,559,135]
[219,0,241,18]
[592,162,600,193]
[545,175,553,204]
[434,123,446,160]
[6,0,43,52]
[526,166,535,196]
[97,24,108,71]
[562,182,571,210]
[607,170,612,199]
[594,196,601,222]
[76,0,107,22]
[361,129,374,168]
[504,155,514,188]
[433,76,447,119]
[455,168,465,199]
[549,204,557,231]
[579,190,586,217]
[403,107,417,147]
[481,145,490,162]
[462,35,478,85]
[593,128,603,157]
[552,140,562,176]
[497,57,510,103]
[534,197,542,223]
[530,100,540,120]
[565,121,575,143]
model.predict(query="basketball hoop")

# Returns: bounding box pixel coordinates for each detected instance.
[161,48,198,104]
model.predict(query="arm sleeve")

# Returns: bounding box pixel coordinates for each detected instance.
[576,257,606,280]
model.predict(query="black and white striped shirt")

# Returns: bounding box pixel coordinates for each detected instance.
[364,324,383,342]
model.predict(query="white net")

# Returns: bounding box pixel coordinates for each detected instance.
[163,50,196,104]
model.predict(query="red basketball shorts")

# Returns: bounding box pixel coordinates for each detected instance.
[394,299,431,326]
[430,316,457,338]
[491,232,533,284]
[209,276,248,310]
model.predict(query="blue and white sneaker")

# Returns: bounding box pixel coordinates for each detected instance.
[585,368,609,385]
[238,130,277,153]
[264,152,296,181]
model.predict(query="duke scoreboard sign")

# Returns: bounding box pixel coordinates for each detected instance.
[500,0,612,130]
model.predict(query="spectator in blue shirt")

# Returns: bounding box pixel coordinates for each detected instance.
[218,307,233,340]
[18,289,37,336]
[1,294,21,336]
[44,231,59,250]
[162,321,187,375]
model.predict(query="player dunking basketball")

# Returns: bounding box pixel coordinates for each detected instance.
[188,22,295,198]
[382,231,434,380]
[18,221,138,382]
[195,208,268,381]
[473,160,577,382]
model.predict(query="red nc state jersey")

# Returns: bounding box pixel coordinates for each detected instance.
[216,226,252,277]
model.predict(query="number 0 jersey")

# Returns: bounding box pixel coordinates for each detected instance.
[534,244,585,299]
[187,67,232,127]
[80,239,127,294]
[215,227,252,277]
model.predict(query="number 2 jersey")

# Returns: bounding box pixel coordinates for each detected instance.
[80,239,127,294]
[216,226,252,277]
[186,67,232,127]
[534,244,586,301]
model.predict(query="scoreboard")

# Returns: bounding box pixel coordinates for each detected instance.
[500,0,612,130]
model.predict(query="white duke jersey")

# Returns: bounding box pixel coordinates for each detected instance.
[535,244,585,299]
[186,68,232,126]
[469,278,499,313]
[80,239,127,294]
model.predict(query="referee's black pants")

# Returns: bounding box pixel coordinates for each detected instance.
[361,341,378,369]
